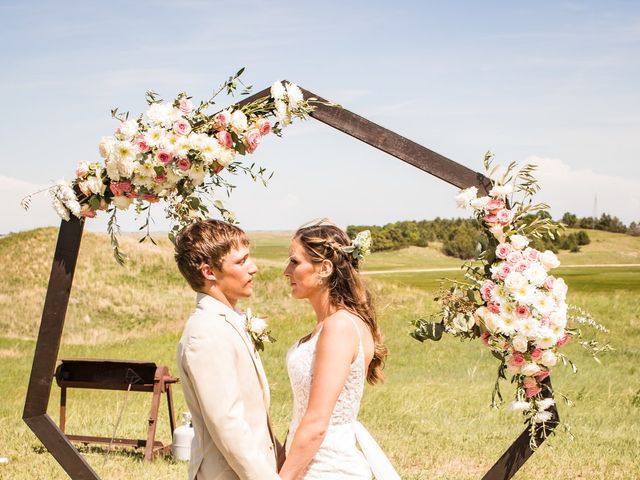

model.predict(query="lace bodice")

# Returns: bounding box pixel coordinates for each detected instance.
[285,319,371,479]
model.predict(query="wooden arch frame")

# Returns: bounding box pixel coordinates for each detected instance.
[23,85,558,479]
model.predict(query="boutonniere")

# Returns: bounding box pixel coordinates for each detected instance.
[243,308,276,352]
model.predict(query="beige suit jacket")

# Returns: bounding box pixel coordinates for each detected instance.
[176,293,279,480]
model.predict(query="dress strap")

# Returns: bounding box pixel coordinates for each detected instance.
[345,315,363,352]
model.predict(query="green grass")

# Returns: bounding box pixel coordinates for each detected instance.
[1,229,639,479]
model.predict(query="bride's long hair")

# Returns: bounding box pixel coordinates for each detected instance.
[294,222,388,385]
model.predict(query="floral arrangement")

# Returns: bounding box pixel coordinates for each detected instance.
[243,308,275,352]
[23,70,318,263]
[412,152,609,447]
[342,229,372,263]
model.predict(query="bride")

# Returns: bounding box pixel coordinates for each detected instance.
[279,222,399,480]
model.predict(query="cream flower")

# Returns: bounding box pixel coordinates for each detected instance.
[455,186,478,209]
[489,183,513,198]
[112,195,133,210]
[230,110,248,133]
[285,82,304,109]
[270,81,286,100]
[509,234,529,250]
[540,250,560,270]
[534,328,558,349]
[539,350,557,367]
[512,335,529,353]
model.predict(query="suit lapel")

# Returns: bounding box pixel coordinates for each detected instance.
[222,313,271,409]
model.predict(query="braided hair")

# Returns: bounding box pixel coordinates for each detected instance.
[294,223,388,384]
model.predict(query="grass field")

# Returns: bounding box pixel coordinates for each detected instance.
[1,228,639,479]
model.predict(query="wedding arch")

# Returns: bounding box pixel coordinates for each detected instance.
[23,83,558,480]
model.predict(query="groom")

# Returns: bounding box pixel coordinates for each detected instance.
[174,219,280,480]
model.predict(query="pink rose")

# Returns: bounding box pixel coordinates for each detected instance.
[515,304,529,318]
[487,302,501,314]
[110,180,132,196]
[213,110,230,129]
[556,334,571,347]
[179,98,194,114]
[177,158,191,171]
[173,118,192,136]
[506,251,524,265]
[544,275,556,291]
[510,352,525,367]
[531,348,543,362]
[134,135,150,153]
[154,175,167,184]
[480,280,495,301]
[256,118,272,136]
[216,130,233,149]
[534,369,550,381]
[80,204,96,218]
[523,376,537,388]
[143,194,160,203]
[495,242,512,260]
[481,331,491,346]
[525,385,542,398]
[497,208,513,226]
[484,214,499,225]
[243,128,262,154]
[524,247,540,262]
[515,261,528,273]
[75,161,90,178]
[126,191,138,199]
[497,263,512,280]
[487,198,505,213]
[155,149,174,165]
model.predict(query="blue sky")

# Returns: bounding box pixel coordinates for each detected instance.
[2,0,639,234]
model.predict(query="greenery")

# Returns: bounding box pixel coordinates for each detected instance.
[1,228,639,479]
[348,218,593,259]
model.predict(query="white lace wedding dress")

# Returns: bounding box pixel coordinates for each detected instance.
[285,318,399,479]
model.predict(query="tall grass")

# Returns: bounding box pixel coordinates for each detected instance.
[0,229,638,479]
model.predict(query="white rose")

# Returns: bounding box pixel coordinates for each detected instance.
[533,411,553,424]
[99,136,116,159]
[536,398,555,411]
[216,148,236,167]
[521,362,541,376]
[455,186,478,209]
[112,195,133,210]
[523,264,547,287]
[285,82,304,108]
[504,272,527,291]
[509,234,529,250]
[117,158,136,178]
[85,175,106,196]
[249,317,267,336]
[540,250,560,270]
[512,335,529,353]
[271,81,286,100]
[540,350,557,367]
[469,195,490,210]
[489,183,513,198]
[489,225,506,243]
[105,160,120,180]
[119,120,138,138]
[230,110,248,133]
[552,278,568,300]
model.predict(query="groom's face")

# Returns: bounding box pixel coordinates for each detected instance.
[213,244,257,305]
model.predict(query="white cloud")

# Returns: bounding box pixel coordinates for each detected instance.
[527,156,640,223]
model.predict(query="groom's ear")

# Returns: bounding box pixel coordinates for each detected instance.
[200,263,217,282]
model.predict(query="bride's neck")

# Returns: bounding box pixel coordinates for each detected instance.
[309,289,335,323]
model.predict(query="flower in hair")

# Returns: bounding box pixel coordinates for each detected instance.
[342,230,372,263]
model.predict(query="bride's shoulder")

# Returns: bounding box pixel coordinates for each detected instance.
[321,310,359,336]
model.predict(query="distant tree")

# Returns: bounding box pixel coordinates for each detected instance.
[596,213,627,233]
[629,222,640,237]
[442,224,479,259]
[576,230,591,245]
[561,212,578,227]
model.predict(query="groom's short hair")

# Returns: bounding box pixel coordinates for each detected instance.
[174,219,249,291]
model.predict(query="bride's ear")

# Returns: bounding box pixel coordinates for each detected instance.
[318,259,334,280]
[200,263,217,282]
